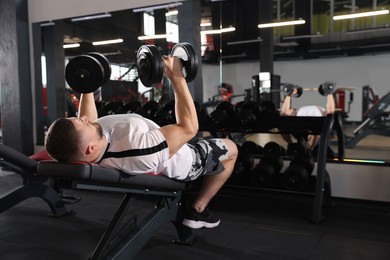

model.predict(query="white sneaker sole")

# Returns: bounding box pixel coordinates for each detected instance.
[182,219,221,229]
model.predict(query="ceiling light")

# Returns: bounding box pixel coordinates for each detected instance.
[282,33,323,40]
[201,27,236,35]
[63,43,80,49]
[166,10,178,16]
[92,39,123,46]
[138,34,167,40]
[200,22,212,27]
[40,21,55,27]
[258,19,305,28]
[133,3,183,13]
[71,13,112,22]
[227,38,262,45]
[333,9,389,20]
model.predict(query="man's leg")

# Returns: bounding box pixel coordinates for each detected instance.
[192,138,237,213]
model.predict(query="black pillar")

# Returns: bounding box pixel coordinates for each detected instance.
[0,0,34,154]
[154,9,168,54]
[32,23,46,145]
[258,0,274,74]
[42,23,66,122]
[294,0,312,52]
[177,0,203,103]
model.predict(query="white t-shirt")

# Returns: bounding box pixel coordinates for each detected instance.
[93,114,193,180]
[296,105,326,117]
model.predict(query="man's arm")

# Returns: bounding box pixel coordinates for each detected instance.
[159,56,198,158]
[78,93,98,121]
[281,95,297,116]
[326,94,336,114]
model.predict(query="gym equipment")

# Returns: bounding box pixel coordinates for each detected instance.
[250,153,283,188]
[236,101,262,130]
[210,101,235,128]
[279,81,355,97]
[286,142,307,157]
[140,100,161,120]
[312,144,335,160]
[263,141,286,156]
[232,141,263,180]
[259,100,279,117]
[65,52,111,93]
[346,91,390,148]
[137,42,198,87]
[282,147,315,191]
[0,145,69,217]
[154,101,176,126]
[36,160,194,259]
[122,100,142,114]
[101,101,125,115]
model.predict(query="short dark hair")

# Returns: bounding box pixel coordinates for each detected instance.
[45,118,81,162]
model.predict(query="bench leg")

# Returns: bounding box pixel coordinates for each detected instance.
[90,191,194,260]
[0,184,68,217]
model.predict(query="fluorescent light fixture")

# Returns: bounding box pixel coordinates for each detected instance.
[63,43,80,49]
[92,39,123,46]
[166,10,178,16]
[200,22,212,27]
[227,38,262,45]
[258,19,305,28]
[71,13,112,22]
[138,34,167,40]
[333,9,389,20]
[346,26,390,34]
[133,2,183,13]
[41,21,55,27]
[282,33,323,40]
[201,27,236,35]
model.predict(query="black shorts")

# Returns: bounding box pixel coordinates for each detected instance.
[184,138,229,181]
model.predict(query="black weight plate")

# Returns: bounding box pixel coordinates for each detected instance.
[137,45,163,87]
[65,55,104,93]
[171,42,198,82]
[87,52,111,84]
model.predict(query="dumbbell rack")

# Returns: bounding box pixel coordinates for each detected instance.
[199,113,344,223]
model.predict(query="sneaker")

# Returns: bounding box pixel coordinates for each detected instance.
[182,208,221,229]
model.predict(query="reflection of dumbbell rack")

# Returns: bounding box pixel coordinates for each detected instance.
[200,114,343,224]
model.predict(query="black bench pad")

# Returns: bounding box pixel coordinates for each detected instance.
[37,161,186,192]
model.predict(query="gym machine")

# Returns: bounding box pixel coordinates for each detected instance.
[346,90,390,148]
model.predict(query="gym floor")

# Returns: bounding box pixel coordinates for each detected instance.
[0,127,389,260]
[1,171,390,259]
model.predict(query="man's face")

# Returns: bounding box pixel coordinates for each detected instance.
[69,116,103,142]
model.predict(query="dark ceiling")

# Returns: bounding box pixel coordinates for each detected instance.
[41,0,390,66]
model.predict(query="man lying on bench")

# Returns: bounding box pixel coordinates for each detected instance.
[45,55,238,229]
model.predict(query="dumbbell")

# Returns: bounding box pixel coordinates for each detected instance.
[235,101,262,130]
[282,148,315,191]
[286,142,307,158]
[259,100,279,117]
[138,100,161,120]
[122,101,142,114]
[263,141,286,156]
[281,81,337,98]
[137,42,198,87]
[154,100,176,126]
[250,153,284,188]
[210,101,235,128]
[231,141,263,180]
[65,52,111,93]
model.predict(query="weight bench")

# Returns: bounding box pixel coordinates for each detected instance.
[0,144,68,216]
[37,160,195,260]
